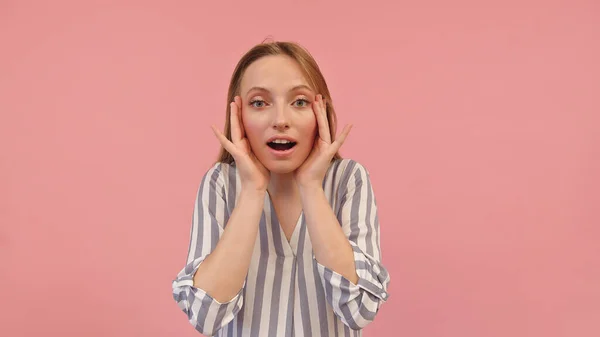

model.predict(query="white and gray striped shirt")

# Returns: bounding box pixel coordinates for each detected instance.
[172,158,390,336]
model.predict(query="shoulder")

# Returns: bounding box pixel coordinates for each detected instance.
[198,161,238,192]
[328,158,371,177]
[325,158,372,188]
[204,161,236,175]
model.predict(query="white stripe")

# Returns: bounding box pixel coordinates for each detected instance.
[302,236,321,336]
[200,169,212,260]
[243,218,261,332]
[203,300,220,333]
[356,168,368,250]
[187,184,201,264]
[215,172,226,227]
[278,257,294,335]
[258,202,275,335]
[293,283,305,336]
[368,179,380,260]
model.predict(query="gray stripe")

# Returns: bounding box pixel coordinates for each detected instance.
[267,204,285,336]
[222,165,231,228]
[176,274,193,283]
[364,170,374,257]
[336,160,357,218]
[337,277,360,329]
[213,300,229,333]
[354,259,369,270]
[334,314,339,337]
[285,259,297,336]
[374,211,380,258]
[196,290,214,333]
[208,166,222,251]
[313,262,330,336]
[379,262,390,281]
[348,169,363,245]
[227,163,238,220]
[322,266,335,304]
[249,213,269,337]
[358,300,377,322]
[236,283,246,337]
[296,218,312,335]
[270,201,287,256]
[223,168,235,337]
[227,318,233,337]
[186,288,196,318]
[329,160,343,215]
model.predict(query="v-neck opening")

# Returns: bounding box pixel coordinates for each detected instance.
[265,191,303,256]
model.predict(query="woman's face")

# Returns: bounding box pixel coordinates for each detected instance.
[238,55,318,175]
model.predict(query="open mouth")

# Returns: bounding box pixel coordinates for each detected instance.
[267,140,297,151]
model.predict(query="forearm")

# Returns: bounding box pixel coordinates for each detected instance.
[193,188,265,302]
[299,184,359,284]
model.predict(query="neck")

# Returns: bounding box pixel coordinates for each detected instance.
[267,172,298,198]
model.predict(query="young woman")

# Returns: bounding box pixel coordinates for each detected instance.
[172,41,390,337]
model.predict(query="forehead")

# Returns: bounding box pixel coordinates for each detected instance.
[240,55,312,93]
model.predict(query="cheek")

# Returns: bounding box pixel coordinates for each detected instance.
[241,116,265,143]
[299,116,318,138]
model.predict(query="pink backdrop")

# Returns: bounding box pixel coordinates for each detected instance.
[1,1,599,336]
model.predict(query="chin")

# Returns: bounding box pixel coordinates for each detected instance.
[264,161,300,175]
[257,145,310,175]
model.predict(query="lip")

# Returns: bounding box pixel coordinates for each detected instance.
[267,145,296,158]
[266,135,298,143]
[266,135,297,158]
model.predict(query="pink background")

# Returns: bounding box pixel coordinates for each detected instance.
[1,1,599,336]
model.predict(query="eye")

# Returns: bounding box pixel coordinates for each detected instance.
[292,98,310,108]
[249,99,267,108]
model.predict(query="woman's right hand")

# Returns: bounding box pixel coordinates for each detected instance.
[211,96,270,192]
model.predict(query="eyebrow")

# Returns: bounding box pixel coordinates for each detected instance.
[245,84,314,95]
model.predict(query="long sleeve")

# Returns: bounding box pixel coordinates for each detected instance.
[314,160,391,330]
[171,163,244,336]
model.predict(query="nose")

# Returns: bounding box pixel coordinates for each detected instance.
[272,104,290,130]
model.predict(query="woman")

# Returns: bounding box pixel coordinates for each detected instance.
[172,41,390,336]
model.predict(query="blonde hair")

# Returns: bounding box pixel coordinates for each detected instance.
[216,40,342,164]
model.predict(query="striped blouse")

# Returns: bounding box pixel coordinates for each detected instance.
[172,158,391,336]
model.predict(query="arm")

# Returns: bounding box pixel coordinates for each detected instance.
[299,160,390,330]
[299,183,359,284]
[193,188,264,302]
[172,163,265,335]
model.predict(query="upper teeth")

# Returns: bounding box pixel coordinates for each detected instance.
[271,139,292,144]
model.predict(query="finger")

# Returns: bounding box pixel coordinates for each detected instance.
[314,94,331,143]
[323,97,337,140]
[229,99,242,143]
[211,125,237,155]
[234,96,246,139]
[331,124,353,152]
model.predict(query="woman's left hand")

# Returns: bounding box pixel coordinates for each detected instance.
[294,94,352,188]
